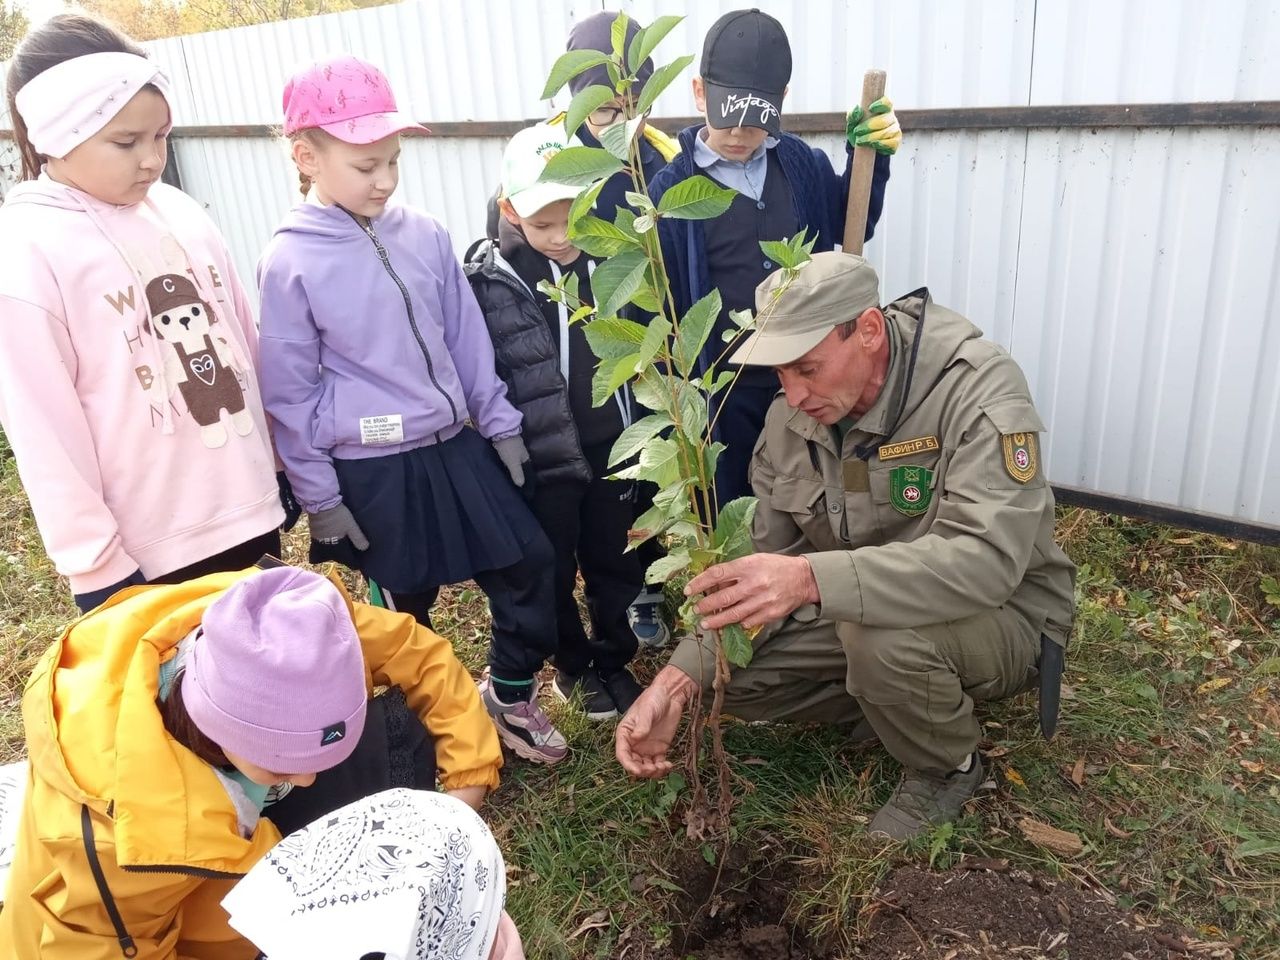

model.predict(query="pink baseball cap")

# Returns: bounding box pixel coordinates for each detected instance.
[282,55,428,144]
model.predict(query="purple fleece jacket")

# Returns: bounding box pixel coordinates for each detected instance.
[257,202,521,513]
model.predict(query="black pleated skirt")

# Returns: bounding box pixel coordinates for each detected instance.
[329,427,542,593]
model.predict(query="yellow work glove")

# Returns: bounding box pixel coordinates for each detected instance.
[846,96,901,155]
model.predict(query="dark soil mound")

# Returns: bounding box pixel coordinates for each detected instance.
[855,864,1225,959]
[651,854,1229,959]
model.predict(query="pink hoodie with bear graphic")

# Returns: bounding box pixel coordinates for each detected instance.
[0,176,282,595]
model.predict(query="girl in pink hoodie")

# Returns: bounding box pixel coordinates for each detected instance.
[0,14,289,612]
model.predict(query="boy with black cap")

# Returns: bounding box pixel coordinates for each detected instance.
[648,8,900,506]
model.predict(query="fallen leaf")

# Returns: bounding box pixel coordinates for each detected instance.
[568,910,610,940]
[1154,932,1188,953]
[1240,759,1264,774]
[1104,816,1133,839]
[1004,767,1027,790]
[1197,677,1232,695]
[982,744,1010,759]
[1018,817,1084,856]
[1071,757,1086,787]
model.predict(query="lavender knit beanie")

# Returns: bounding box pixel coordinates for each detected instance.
[182,567,368,774]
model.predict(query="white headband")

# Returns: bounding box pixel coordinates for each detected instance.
[14,52,172,160]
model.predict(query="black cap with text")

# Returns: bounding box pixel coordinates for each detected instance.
[700,9,792,136]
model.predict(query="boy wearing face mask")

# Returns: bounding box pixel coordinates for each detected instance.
[648,9,901,507]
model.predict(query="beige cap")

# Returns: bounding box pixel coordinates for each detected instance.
[729,251,881,366]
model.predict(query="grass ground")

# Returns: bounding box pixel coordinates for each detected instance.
[1,435,1277,957]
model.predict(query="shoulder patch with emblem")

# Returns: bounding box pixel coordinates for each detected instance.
[889,465,933,516]
[1001,432,1038,484]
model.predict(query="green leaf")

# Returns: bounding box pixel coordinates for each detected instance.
[591,248,650,318]
[1254,657,1280,676]
[760,231,816,269]
[625,190,655,212]
[606,59,623,94]
[1236,839,1280,858]
[639,436,684,489]
[702,440,726,488]
[633,317,671,374]
[592,352,641,407]
[540,49,611,99]
[759,239,794,268]
[646,550,691,584]
[1134,683,1160,703]
[676,382,708,444]
[636,54,695,115]
[728,308,755,329]
[631,286,663,313]
[713,497,758,561]
[627,15,683,72]
[582,316,648,359]
[632,369,672,414]
[567,177,607,228]
[610,11,629,58]
[609,413,673,467]
[628,476,690,534]
[539,146,624,188]
[569,215,641,258]
[673,289,722,376]
[598,113,647,161]
[656,175,737,220]
[564,84,618,140]
[721,623,754,668]
[701,370,735,397]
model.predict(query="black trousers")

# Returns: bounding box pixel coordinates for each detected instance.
[527,440,642,675]
[380,533,557,683]
[73,530,282,613]
[264,687,435,838]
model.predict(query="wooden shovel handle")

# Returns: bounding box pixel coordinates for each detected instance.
[842,69,887,255]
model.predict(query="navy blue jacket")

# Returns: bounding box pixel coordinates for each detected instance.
[649,125,890,371]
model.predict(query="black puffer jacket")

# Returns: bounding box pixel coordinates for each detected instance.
[464,238,591,486]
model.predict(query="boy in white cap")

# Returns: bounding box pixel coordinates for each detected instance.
[466,123,647,722]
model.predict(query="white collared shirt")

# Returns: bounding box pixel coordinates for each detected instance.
[691,128,780,201]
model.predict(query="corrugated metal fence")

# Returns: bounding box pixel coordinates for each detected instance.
[2,0,1279,535]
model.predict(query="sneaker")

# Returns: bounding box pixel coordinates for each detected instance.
[869,755,984,840]
[598,666,644,715]
[478,674,568,765]
[628,588,671,649]
[551,668,618,721]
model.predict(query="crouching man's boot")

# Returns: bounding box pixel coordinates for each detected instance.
[869,753,984,840]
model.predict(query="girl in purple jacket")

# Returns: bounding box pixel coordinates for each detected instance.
[257,56,567,765]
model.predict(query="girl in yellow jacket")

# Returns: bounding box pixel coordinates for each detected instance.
[0,564,502,959]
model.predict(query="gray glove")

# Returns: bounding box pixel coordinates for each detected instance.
[493,435,529,488]
[308,503,370,550]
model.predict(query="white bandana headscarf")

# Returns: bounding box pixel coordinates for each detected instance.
[14,51,172,160]
[223,789,511,960]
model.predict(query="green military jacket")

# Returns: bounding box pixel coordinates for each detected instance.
[749,292,1076,648]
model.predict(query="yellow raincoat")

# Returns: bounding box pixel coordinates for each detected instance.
[0,568,502,959]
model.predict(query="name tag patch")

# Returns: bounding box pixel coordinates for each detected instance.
[360,414,404,446]
[878,436,940,461]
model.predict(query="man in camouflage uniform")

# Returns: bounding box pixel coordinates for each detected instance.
[616,252,1075,839]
